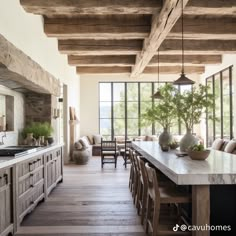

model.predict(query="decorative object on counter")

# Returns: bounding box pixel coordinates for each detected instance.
[22,122,53,146]
[160,144,169,152]
[169,140,179,150]
[47,136,54,145]
[24,133,36,146]
[142,84,177,147]
[187,144,210,160]
[174,84,214,151]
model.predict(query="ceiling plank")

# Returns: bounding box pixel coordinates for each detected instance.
[169,17,236,40]
[20,0,161,15]
[144,66,205,74]
[69,55,135,66]
[76,66,131,74]
[159,39,236,54]
[58,39,143,55]
[185,0,236,16]
[150,55,222,65]
[69,55,222,66]
[131,0,190,78]
[76,65,205,74]
[44,15,151,39]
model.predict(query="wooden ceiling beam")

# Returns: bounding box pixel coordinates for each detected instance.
[185,0,236,16]
[144,66,205,74]
[44,15,151,39]
[76,65,205,74]
[150,55,222,65]
[159,39,236,54]
[131,0,190,78]
[169,17,236,40]
[58,39,143,55]
[20,0,161,15]
[69,55,222,66]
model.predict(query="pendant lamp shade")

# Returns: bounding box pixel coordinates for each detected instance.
[173,0,195,85]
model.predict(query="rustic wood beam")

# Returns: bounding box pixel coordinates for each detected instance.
[20,0,161,15]
[185,0,236,16]
[69,55,135,66]
[131,0,190,78]
[76,65,204,74]
[76,66,131,74]
[144,66,205,74]
[0,34,60,95]
[150,55,222,65]
[58,39,143,55]
[169,17,236,40]
[44,15,151,39]
[159,39,236,54]
[69,55,221,67]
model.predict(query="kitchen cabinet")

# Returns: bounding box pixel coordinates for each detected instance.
[0,167,13,236]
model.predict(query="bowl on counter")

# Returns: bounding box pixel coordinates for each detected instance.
[187,150,210,160]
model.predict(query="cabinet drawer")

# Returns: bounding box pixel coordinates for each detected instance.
[0,169,11,188]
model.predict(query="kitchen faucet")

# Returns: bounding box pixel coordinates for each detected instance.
[0,132,6,145]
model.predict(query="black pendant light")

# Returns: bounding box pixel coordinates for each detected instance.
[173,0,195,85]
[151,50,163,99]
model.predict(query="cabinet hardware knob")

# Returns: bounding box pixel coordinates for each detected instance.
[4,174,8,184]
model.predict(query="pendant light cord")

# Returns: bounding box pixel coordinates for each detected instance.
[181,0,184,74]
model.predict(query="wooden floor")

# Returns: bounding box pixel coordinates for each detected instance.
[16,157,145,236]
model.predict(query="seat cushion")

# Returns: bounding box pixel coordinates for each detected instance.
[224,140,236,153]
[102,150,119,155]
[212,138,224,150]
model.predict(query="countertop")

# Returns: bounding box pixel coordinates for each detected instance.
[132,141,236,185]
[0,143,64,169]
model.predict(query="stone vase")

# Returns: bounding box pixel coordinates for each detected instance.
[180,128,198,152]
[25,133,36,146]
[159,128,172,147]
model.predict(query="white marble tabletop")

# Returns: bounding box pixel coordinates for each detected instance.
[132,141,236,185]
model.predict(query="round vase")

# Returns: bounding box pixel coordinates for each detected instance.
[159,128,172,147]
[25,133,36,146]
[47,136,54,145]
[180,128,198,152]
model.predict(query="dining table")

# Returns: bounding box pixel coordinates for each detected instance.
[132,141,236,236]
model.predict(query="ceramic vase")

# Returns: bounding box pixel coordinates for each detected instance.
[159,128,172,148]
[25,133,36,146]
[180,128,198,152]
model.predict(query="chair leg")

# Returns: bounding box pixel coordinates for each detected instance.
[141,185,147,225]
[145,195,151,234]
[115,155,117,168]
[125,154,127,168]
[152,201,160,236]
[101,155,103,168]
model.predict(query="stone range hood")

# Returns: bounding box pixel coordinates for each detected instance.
[0,34,60,96]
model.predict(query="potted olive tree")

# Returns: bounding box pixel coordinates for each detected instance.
[174,84,214,151]
[142,84,177,149]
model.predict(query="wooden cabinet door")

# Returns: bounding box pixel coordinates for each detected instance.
[0,168,13,234]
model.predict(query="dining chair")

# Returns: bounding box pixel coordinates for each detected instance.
[101,138,119,168]
[144,163,191,236]
[120,140,132,168]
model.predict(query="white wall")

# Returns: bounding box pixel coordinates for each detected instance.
[200,54,236,142]
[0,0,80,162]
[80,73,200,137]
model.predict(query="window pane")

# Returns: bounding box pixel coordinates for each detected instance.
[141,125,152,136]
[140,83,152,101]
[207,78,214,146]
[100,102,111,118]
[127,119,139,136]
[127,102,138,118]
[140,102,152,115]
[214,74,221,139]
[113,102,125,118]
[114,119,125,136]
[100,83,111,101]
[113,83,125,101]
[127,83,138,101]
[100,119,111,135]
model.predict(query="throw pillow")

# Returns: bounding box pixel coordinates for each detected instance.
[74,141,83,150]
[211,138,224,150]
[79,137,90,148]
[93,134,102,144]
[224,140,236,153]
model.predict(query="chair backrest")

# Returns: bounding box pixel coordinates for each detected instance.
[137,156,148,187]
[125,140,132,150]
[145,163,160,201]
[101,138,117,152]
[133,152,141,175]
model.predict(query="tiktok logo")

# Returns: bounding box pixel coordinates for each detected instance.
[173,224,179,231]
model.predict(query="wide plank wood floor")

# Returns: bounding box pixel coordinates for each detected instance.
[16,156,145,236]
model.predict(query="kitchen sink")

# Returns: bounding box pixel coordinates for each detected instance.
[0,146,39,157]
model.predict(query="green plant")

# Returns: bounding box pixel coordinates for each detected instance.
[174,84,214,130]
[189,144,205,151]
[141,84,178,129]
[22,122,53,139]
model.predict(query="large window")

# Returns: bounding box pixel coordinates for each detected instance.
[99,82,190,140]
[206,66,233,147]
